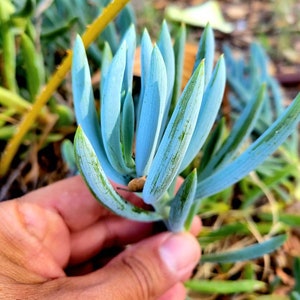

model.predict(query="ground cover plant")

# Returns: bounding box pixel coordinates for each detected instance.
[1,0,300,298]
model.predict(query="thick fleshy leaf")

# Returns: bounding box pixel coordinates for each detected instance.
[168,169,197,232]
[180,56,226,172]
[249,43,268,84]
[74,126,161,222]
[268,76,284,117]
[115,3,136,38]
[101,40,133,175]
[193,23,215,86]
[72,36,126,184]
[100,42,113,95]
[157,21,175,133]
[136,29,153,127]
[170,23,186,112]
[197,118,226,174]
[195,93,300,201]
[135,46,167,176]
[143,61,205,205]
[121,24,136,94]
[199,83,266,178]
[227,75,250,104]
[201,234,287,263]
[121,91,135,168]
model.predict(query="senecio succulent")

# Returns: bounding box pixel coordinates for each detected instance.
[72,22,300,232]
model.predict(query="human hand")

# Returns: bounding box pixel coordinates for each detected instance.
[0,176,201,300]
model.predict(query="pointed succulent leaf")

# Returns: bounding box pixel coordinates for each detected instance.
[250,43,269,83]
[121,24,136,93]
[100,21,119,53]
[72,36,98,140]
[101,40,133,175]
[201,234,287,263]
[100,42,113,95]
[143,61,205,205]
[121,91,135,168]
[168,169,197,232]
[199,83,266,178]
[195,93,300,201]
[157,21,175,133]
[72,36,126,184]
[180,56,226,172]
[197,117,226,174]
[74,126,161,222]
[193,23,215,86]
[136,29,153,126]
[227,75,250,104]
[157,20,175,105]
[170,23,186,112]
[135,46,167,176]
[268,76,284,117]
[115,4,136,38]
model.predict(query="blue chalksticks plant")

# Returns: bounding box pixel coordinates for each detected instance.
[72,22,300,233]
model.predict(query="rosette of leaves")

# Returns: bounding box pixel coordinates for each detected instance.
[72,22,300,232]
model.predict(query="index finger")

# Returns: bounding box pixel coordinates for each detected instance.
[19,176,109,231]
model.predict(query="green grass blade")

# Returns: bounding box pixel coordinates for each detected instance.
[185,279,265,294]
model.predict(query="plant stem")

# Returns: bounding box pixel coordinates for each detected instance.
[0,0,130,177]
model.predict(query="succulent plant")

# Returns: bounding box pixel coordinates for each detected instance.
[224,42,300,206]
[72,22,300,232]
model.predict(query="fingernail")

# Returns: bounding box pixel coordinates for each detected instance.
[159,233,200,277]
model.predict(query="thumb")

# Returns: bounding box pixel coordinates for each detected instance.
[95,231,201,300]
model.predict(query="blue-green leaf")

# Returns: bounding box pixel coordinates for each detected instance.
[195,93,300,201]
[115,3,136,38]
[157,21,175,133]
[135,46,167,176]
[72,36,126,184]
[157,20,175,107]
[143,61,205,205]
[136,29,153,126]
[170,23,186,110]
[121,91,135,168]
[121,24,136,94]
[193,23,215,86]
[100,42,113,96]
[180,56,226,172]
[199,83,266,178]
[101,40,133,175]
[168,169,197,232]
[201,234,287,263]
[74,126,161,222]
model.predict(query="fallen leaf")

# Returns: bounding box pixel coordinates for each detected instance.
[165,1,234,33]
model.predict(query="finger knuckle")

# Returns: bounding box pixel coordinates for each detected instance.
[121,255,156,299]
